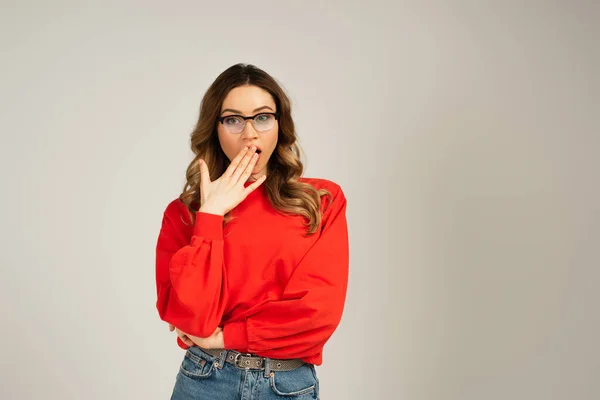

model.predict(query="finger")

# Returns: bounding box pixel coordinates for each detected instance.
[176,329,195,346]
[238,153,260,184]
[231,148,258,184]
[198,159,210,187]
[224,147,250,179]
[229,146,256,182]
[243,174,267,197]
[181,335,194,347]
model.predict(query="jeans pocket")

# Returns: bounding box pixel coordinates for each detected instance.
[179,348,216,380]
[269,364,317,397]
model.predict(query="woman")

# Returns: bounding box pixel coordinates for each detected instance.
[155,63,349,400]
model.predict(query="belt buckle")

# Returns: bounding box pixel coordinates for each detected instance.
[233,352,255,369]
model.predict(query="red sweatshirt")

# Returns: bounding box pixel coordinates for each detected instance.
[155,177,349,365]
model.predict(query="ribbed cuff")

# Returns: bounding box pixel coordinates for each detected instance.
[193,212,224,240]
[223,320,249,350]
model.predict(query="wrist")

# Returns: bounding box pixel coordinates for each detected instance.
[193,211,224,240]
[199,202,225,216]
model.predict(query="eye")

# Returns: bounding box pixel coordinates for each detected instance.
[255,114,271,122]
[223,116,243,125]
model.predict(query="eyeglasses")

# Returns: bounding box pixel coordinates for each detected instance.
[218,112,279,134]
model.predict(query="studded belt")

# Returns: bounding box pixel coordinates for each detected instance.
[202,348,305,372]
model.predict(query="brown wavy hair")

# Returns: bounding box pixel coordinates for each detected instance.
[179,63,331,236]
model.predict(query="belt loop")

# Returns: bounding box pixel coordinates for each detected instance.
[263,357,271,378]
[216,349,227,369]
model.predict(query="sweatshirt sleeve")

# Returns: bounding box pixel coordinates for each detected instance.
[222,188,349,359]
[155,201,229,339]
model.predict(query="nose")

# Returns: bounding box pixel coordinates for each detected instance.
[240,120,259,139]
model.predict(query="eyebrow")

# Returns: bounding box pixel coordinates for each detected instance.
[220,105,274,116]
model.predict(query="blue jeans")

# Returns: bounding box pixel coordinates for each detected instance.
[170,346,320,400]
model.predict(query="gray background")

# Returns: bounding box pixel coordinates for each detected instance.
[1,1,598,399]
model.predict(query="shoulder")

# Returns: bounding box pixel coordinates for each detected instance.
[298,177,347,215]
[298,177,345,199]
[161,198,190,225]
[164,197,186,214]
[157,198,194,246]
